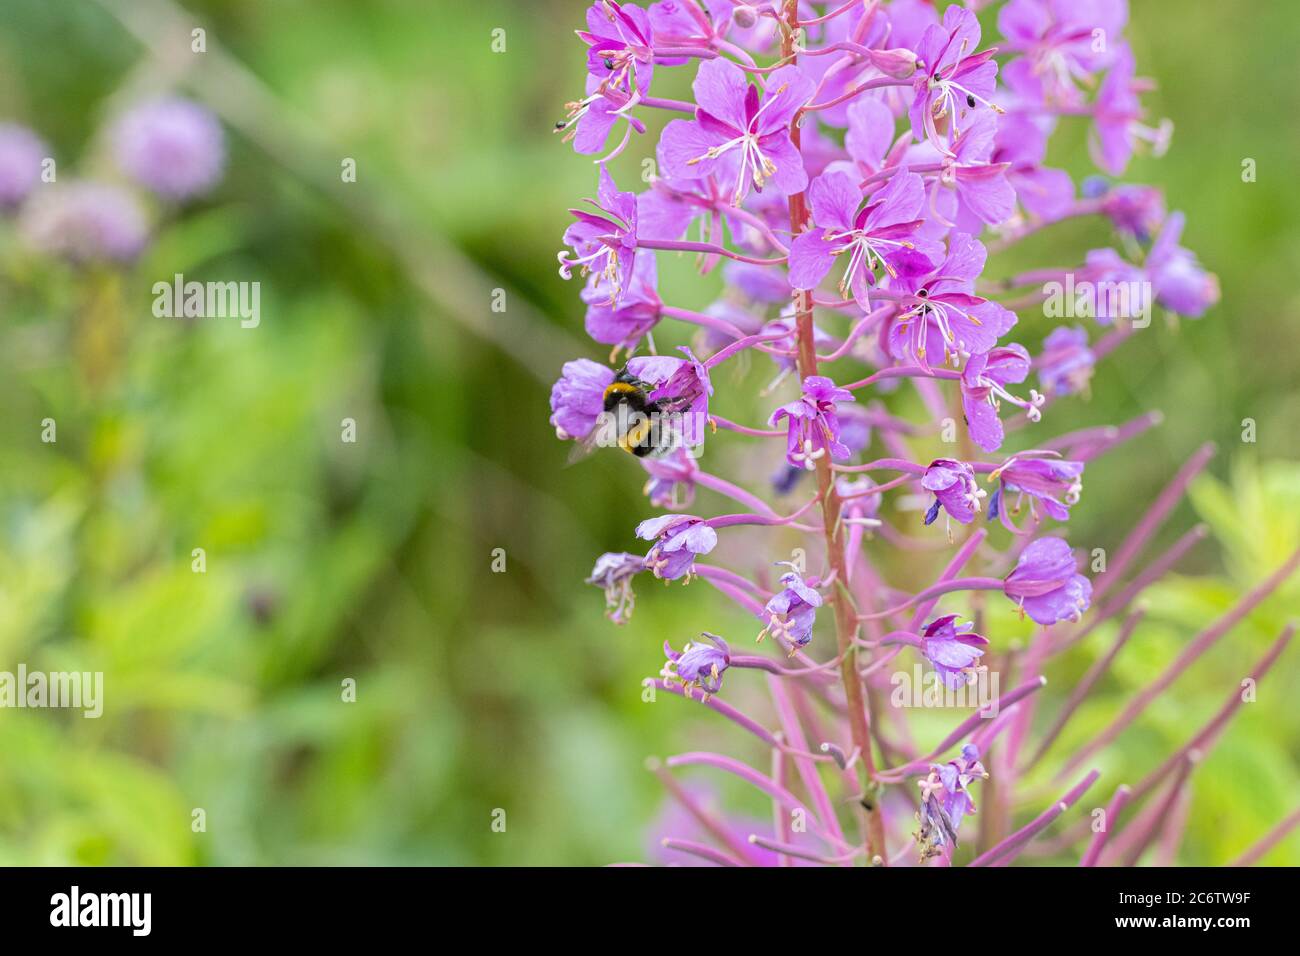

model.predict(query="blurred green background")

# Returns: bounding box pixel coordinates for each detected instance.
[0,0,1296,866]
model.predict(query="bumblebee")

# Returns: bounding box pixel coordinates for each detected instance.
[573,367,692,461]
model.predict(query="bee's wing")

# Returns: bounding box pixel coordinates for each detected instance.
[564,412,618,467]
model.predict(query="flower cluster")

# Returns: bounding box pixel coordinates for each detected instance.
[1,96,224,266]
[549,1,1290,868]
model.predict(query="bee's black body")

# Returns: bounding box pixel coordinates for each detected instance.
[602,369,664,457]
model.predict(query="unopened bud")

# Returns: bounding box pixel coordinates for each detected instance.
[732,4,758,30]
[868,47,918,79]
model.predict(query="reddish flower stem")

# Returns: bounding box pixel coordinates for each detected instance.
[782,0,885,865]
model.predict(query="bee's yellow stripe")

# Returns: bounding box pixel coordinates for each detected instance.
[604,381,640,399]
[619,417,654,454]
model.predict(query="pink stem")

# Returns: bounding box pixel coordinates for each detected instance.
[1093,442,1215,601]
[1080,784,1133,867]
[1028,609,1144,770]
[1058,548,1300,778]
[1127,624,1294,804]
[877,676,1048,780]
[969,769,1100,867]
[1231,806,1300,867]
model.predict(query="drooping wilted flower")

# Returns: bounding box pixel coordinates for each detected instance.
[916,745,988,860]
[922,458,984,526]
[771,375,855,470]
[111,97,225,201]
[587,551,645,624]
[759,569,821,651]
[661,632,730,698]
[920,615,988,689]
[1003,535,1092,624]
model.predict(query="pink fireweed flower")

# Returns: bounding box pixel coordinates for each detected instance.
[1146,211,1219,318]
[1003,535,1092,624]
[916,744,988,860]
[637,514,717,581]
[549,358,616,441]
[587,551,646,624]
[557,74,648,156]
[642,445,699,509]
[922,458,985,527]
[909,6,1002,157]
[758,569,822,652]
[886,233,1018,368]
[579,1,656,99]
[1037,325,1096,396]
[660,58,815,205]
[559,165,639,305]
[788,169,939,309]
[997,0,1128,108]
[920,614,989,689]
[582,253,662,355]
[648,346,713,419]
[988,455,1084,526]
[940,112,1017,227]
[960,343,1044,453]
[661,632,731,699]
[770,375,856,470]
[1090,46,1172,176]
[992,114,1075,223]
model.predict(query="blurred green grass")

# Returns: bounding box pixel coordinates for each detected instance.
[0,0,1296,865]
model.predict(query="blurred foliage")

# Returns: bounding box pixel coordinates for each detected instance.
[0,0,1296,866]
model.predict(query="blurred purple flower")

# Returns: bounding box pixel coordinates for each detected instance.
[20,181,149,264]
[111,97,224,201]
[0,123,47,209]
[1037,325,1095,396]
